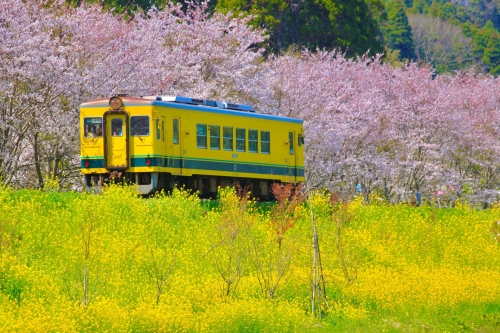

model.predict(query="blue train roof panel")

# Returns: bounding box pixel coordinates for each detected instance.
[80,95,303,124]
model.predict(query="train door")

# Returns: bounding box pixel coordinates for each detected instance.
[161,116,166,167]
[104,112,128,169]
[288,131,297,182]
[171,117,182,173]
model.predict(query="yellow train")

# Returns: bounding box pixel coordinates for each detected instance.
[80,95,304,198]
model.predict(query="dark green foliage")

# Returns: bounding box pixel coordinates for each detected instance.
[333,0,384,56]
[484,32,500,75]
[423,0,499,29]
[454,5,469,23]
[215,0,383,56]
[409,0,429,14]
[297,0,339,51]
[473,20,496,50]
[383,0,416,60]
[470,20,497,66]
[467,0,500,28]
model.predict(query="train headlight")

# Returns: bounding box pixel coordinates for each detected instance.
[109,96,123,110]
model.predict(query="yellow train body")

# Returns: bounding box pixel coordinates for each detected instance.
[80,96,304,197]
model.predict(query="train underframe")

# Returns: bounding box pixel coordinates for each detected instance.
[84,171,280,200]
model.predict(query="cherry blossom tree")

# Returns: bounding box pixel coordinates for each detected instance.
[0,0,124,187]
[253,50,500,204]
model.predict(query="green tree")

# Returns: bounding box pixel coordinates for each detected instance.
[484,31,500,74]
[215,0,383,56]
[383,0,416,60]
[471,20,496,62]
[215,0,297,52]
[455,5,470,23]
[333,0,384,55]
[408,0,429,15]
[467,0,500,29]
[297,0,339,51]
[474,20,496,47]
[404,0,413,8]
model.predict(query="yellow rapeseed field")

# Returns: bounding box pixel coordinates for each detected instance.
[0,184,499,332]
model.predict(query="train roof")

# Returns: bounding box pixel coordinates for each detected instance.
[80,95,303,124]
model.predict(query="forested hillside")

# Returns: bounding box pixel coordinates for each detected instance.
[68,0,500,74]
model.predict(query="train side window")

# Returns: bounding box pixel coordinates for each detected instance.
[196,124,207,148]
[223,126,233,151]
[298,134,304,147]
[260,131,270,154]
[236,128,246,152]
[84,117,102,138]
[210,125,220,150]
[173,119,179,144]
[248,129,258,153]
[130,116,149,136]
[289,132,294,155]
